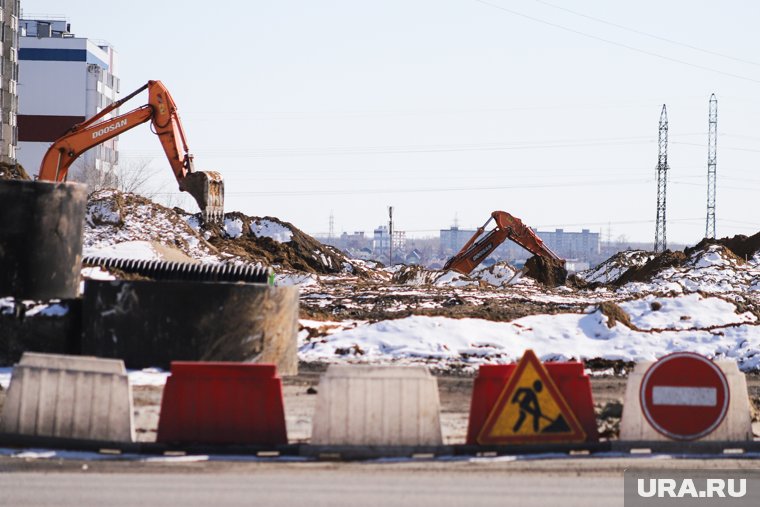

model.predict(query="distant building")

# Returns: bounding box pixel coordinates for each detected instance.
[439,226,477,256]
[0,0,21,164]
[17,18,119,178]
[535,228,600,260]
[339,231,368,250]
[565,260,591,273]
[373,225,406,255]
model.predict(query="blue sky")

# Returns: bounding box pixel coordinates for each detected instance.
[22,1,760,243]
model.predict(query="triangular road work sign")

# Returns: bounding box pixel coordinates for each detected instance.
[478,350,586,444]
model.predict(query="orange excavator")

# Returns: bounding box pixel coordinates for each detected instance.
[444,210,564,275]
[37,80,224,221]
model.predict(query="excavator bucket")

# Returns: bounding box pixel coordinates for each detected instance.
[178,171,225,223]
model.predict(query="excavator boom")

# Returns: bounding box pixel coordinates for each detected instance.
[38,80,224,222]
[443,211,563,275]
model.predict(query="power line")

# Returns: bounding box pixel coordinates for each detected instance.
[672,141,760,153]
[154,176,653,197]
[532,0,760,68]
[470,0,760,84]
[169,137,659,158]
[672,181,760,192]
[394,217,710,234]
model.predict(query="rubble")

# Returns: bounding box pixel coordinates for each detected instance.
[0,162,30,181]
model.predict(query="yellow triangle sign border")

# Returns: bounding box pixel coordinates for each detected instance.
[477,350,587,445]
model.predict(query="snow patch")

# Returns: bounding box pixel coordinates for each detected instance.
[0,367,11,389]
[300,300,760,371]
[277,273,319,287]
[83,240,161,261]
[224,217,244,238]
[250,219,293,243]
[128,368,170,386]
[434,271,478,287]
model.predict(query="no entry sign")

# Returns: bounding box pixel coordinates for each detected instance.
[639,352,730,441]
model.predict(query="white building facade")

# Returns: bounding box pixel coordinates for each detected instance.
[17,18,119,178]
[0,0,21,165]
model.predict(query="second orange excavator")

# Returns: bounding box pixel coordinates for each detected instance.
[37,80,224,221]
[444,210,566,284]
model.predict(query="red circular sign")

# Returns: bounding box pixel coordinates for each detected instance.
[639,352,729,441]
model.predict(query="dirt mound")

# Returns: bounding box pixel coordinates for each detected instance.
[0,162,30,181]
[524,255,568,287]
[577,250,654,286]
[84,188,370,277]
[198,212,367,277]
[85,189,220,261]
[471,261,517,287]
[391,265,440,285]
[614,250,686,286]
[686,231,760,261]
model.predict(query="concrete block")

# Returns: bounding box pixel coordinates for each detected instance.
[0,352,134,442]
[620,360,752,442]
[311,365,443,446]
[18,352,125,374]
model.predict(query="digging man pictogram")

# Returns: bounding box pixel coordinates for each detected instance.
[511,380,571,433]
[511,380,544,432]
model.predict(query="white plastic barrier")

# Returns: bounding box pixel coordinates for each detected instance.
[620,360,752,442]
[311,365,443,446]
[0,353,135,442]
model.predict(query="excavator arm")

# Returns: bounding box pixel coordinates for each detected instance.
[443,210,563,275]
[38,80,224,221]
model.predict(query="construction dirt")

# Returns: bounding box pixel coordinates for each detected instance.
[197,211,366,277]
[0,162,30,181]
[687,231,760,262]
[299,282,585,323]
[613,250,687,286]
[85,189,363,277]
[596,301,637,330]
[524,254,568,287]
[79,189,760,331]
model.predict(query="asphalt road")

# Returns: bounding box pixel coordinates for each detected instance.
[3,455,757,507]
[0,468,623,507]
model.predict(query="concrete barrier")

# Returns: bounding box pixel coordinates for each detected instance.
[310,365,443,446]
[0,352,134,442]
[620,360,752,442]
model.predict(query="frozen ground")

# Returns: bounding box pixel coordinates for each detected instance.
[75,190,760,372]
[299,293,760,371]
